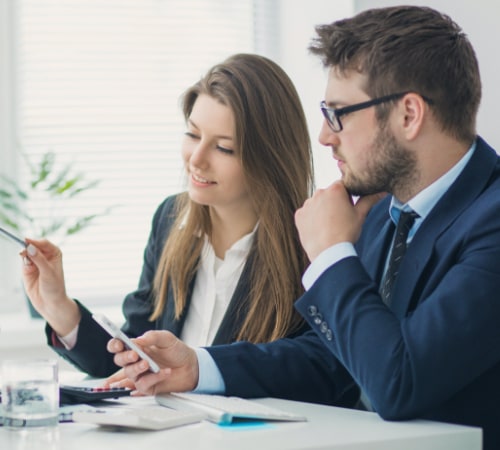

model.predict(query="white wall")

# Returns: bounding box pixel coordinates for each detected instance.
[276,0,354,188]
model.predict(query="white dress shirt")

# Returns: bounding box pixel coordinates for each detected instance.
[181,230,255,347]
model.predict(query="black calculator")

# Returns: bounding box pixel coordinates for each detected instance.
[59,385,132,405]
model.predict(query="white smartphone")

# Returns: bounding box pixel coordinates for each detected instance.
[92,313,161,373]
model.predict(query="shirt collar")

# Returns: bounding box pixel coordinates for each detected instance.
[200,221,258,265]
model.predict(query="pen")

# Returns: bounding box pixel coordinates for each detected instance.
[0,226,26,248]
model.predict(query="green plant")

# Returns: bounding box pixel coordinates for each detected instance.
[0,151,112,241]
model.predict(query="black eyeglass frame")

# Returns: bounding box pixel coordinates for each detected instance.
[320,92,434,132]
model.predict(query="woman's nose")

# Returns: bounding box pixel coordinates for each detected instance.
[189,141,210,168]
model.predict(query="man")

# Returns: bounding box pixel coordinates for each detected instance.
[111,6,500,449]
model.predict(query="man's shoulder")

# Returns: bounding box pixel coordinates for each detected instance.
[472,136,500,174]
[454,137,500,208]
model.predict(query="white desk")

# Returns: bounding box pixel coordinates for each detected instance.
[0,396,482,450]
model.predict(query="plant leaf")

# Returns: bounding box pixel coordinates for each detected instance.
[66,215,98,235]
[45,164,73,193]
[31,152,55,188]
[68,179,100,197]
[0,176,29,200]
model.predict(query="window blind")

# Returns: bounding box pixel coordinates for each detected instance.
[4,0,278,310]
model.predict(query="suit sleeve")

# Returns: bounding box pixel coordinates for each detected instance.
[45,301,119,377]
[295,199,500,420]
[206,330,360,407]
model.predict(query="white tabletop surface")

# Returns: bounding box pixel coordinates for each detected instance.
[0,395,481,450]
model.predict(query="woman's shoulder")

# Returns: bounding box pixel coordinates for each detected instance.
[151,192,187,228]
[158,193,182,211]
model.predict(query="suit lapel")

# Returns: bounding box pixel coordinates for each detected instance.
[357,196,395,284]
[366,218,394,284]
[391,138,498,316]
[159,273,196,336]
[161,252,253,345]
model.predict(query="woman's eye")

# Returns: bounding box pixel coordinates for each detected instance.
[184,131,234,154]
[216,145,234,155]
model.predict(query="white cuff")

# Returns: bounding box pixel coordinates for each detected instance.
[57,324,79,350]
[302,242,357,290]
[193,347,226,394]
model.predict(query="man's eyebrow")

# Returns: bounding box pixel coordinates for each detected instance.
[324,99,344,108]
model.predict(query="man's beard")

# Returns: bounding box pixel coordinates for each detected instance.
[343,124,417,197]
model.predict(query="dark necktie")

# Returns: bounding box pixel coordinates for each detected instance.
[380,210,419,306]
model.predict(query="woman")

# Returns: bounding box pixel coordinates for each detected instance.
[21,53,314,378]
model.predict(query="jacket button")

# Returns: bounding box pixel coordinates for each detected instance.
[307,305,318,316]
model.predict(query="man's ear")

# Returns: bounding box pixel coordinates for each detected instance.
[397,93,427,140]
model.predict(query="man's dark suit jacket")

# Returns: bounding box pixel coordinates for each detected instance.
[45,195,266,375]
[207,137,500,450]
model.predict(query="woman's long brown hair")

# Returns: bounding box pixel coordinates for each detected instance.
[150,53,314,343]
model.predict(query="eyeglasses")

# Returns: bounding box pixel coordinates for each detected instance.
[320,92,433,132]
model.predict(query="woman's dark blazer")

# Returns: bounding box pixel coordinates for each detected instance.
[44,195,310,378]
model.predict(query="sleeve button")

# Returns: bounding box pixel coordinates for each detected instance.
[313,313,323,325]
[307,305,318,316]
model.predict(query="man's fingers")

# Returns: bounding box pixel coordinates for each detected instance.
[107,337,127,353]
[133,369,171,395]
[135,330,178,349]
[105,368,126,385]
[112,347,142,370]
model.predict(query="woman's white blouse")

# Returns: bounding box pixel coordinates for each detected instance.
[180,229,255,347]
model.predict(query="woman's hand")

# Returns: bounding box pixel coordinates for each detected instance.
[107,330,199,396]
[21,238,81,335]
